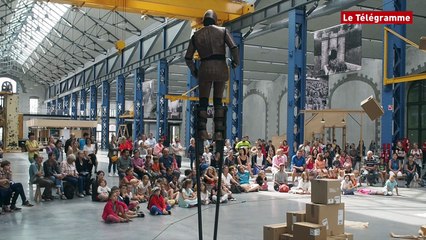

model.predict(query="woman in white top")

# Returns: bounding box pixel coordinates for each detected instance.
[83,138,97,173]
[289,172,311,194]
[178,179,198,208]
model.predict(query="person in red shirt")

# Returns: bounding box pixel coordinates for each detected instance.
[147,186,171,215]
[279,140,289,158]
[102,191,129,223]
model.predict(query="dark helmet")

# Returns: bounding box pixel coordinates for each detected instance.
[203,9,217,26]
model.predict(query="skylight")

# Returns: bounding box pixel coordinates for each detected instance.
[7,0,69,65]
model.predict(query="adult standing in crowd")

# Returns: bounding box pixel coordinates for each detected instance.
[64,133,76,155]
[108,135,119,177]
[79,132,90,150]
[25,132,39,163]
[187,138,196,170]
[170,138,185,168]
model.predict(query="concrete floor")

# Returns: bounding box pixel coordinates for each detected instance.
[1,151,425,240]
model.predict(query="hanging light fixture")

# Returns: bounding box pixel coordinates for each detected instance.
[341,118,346,124]
[320,118,325,124]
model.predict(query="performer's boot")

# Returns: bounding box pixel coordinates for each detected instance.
[196,106,209,140]
[213,105,227,141]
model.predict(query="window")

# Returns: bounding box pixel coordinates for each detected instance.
[29,97,39,114]
[407,81,426,145]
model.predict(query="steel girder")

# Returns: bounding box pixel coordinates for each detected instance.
[381,0,406,145]
[116,74,125,136]
[80,88,87,119]
[227,32,244,143]
[48,0,316,100]
[156,59,169,141]
[89,84,97,120]
[57,97,63,115]
[287,6,307,157]
[63,95,70,116]
[71,92,78,119]
[133,68,144,140]
[185,61,198,147]
[101,80,110,149]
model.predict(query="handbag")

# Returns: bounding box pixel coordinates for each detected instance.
[111,155,119,163]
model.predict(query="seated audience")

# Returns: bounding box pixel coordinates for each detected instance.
[274,163,289,191]
[271,149,287,174]
[388,153,403,178]
[148,186,171,215]
[117,149,132,179]
[341,174,355,195]
[178,179,198,208]
[44,152,67,200]
[97,179,110,202]
[236,165,260,192]
[29,154,55,201]
[405,155,417,188]
[291,150,306,182]
[1,160,33,211]
[289,172,310,194]
[102,191,130,223]
[61,154,85,198]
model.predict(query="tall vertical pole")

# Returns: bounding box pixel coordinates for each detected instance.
[227,32,244,143]
[101,80,110,150]
[90,85,98,137]
[185,62,198,147]
[116,74,126,137]
[80,89,87,120]
[133,68,145,140]
[71,92,78,120]
[57,97,63,115]
[156,59,169,141]
[47,102,51,115]
[63,95,70,116]
[287,6,307,157]
[381,0,406,146]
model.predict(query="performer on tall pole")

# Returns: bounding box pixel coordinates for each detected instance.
[185,9,240,240]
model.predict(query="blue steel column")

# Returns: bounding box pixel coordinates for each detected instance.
[116,74,125,136]
[101,80,110,149]
[381,0,406,145]
[52,99,57,115]
[90,85,98,121]
[133,68,145,139]
[287,7,307,157]
[71,92,78,119]
[80,89,87,120]
[63,95,70,116]
[57,97,63,115]
[227,32,244,143]
[156,59,169,141]
[47,102,51,115]
[185,62,199,147]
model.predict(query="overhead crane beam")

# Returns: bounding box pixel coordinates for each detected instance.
[41,0,254,27]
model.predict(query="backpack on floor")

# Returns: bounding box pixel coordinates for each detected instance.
[64,184,75,199]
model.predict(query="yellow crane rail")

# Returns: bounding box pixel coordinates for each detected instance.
[44,0,254,27]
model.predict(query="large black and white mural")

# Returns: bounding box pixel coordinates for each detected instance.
[305,65,329,110]
[313,24,362,76]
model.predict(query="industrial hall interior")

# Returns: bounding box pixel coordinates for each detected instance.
[0,0,426,239]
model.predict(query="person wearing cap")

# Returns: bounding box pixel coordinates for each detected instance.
[147,186,171,215]
[185,9,239,140]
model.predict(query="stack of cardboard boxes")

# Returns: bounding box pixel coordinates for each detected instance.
[264,179,354,240]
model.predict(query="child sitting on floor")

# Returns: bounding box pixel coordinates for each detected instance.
[102,191,129,223]
[97,179,111,202]
[341,174,355,195]
[147,186,171,215]
[289,172,311,194]
[199,183,210,205]
[178,179,198,208]
[255,171,269,191]
[137,175,151,202]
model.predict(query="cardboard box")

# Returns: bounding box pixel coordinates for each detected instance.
[327,233,354,240]
[293,222,326,240]
[361,95,384,121]
[280,233,293,240]
[311,179,341,205]
[264,223,287,240]
[306,203,345,236]
[286,211,306,233]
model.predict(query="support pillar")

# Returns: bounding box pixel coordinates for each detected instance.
[133,68,144,140]
[101,80,110,149]
[287,6,307,157]
[71,92,78,120]
[47,102,51,115]
[57,97,63,115]
[185,61,199,147]
[116,74,126,136]
[80,89,87,120]
[52,99,57,115]
[381,0,406,145]
[227,32,244,143]
[90,85,98,138]
[63,95,70,116]
[156,59,169,141]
